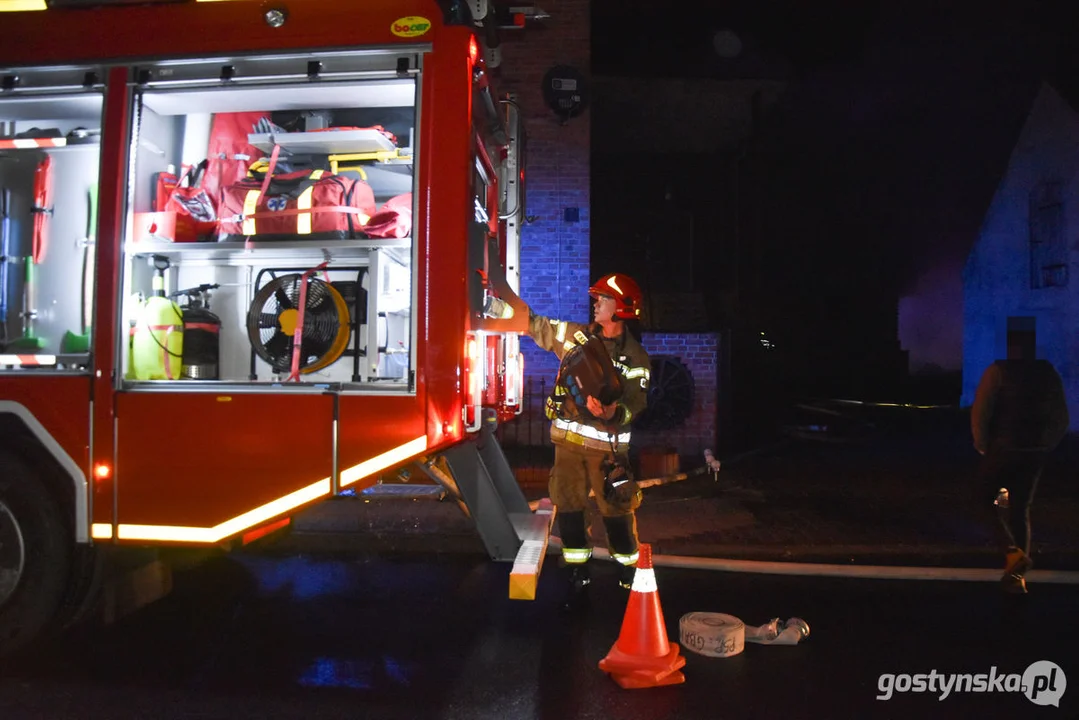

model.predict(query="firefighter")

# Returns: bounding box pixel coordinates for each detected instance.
[525,273,652,607]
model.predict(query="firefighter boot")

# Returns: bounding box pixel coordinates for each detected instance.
[561,561,591,613]
[602,513,640,589]
[618,563,637,590]
[557,510,592,612]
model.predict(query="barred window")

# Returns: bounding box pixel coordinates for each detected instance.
[1029,182,1068,289]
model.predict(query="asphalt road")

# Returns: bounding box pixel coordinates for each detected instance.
[1,545,1076,720]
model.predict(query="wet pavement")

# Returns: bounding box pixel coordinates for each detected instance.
[1,405,1077,718]
[1,549,1076,719]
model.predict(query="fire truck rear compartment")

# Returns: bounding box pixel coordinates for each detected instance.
[123,75,418,387]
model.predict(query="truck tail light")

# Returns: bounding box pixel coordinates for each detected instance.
[463,332,484,432]
[484,335,499,405]
[500,332,523,421]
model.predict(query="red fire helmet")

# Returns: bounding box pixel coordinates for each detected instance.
[589,272,642,320]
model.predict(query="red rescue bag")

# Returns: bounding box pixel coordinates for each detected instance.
[218,167,376,241]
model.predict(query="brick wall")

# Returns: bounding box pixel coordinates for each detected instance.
[496,0,591,381]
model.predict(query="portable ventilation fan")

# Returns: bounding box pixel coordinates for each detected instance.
[247,274,351,374]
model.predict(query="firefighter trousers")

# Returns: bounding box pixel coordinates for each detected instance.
[550,442,640,566]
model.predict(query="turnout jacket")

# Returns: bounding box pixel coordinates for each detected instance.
[528,309,651,453]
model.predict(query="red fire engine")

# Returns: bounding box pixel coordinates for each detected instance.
[0,0,546,658]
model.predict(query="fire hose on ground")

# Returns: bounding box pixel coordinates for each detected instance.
[526,450,1079,585]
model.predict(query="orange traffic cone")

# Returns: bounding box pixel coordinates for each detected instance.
[598,544,686,689]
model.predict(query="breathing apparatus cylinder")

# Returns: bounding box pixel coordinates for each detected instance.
[130,256,183,380]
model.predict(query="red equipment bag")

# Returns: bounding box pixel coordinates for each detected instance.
[363,192,412,239]
[152,168,179,212]
[203,111,270,213]
[218,166,376,241]
[164,160,218,242]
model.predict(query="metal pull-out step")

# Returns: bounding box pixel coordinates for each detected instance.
[438,411,557,600]
[507,499,556,600]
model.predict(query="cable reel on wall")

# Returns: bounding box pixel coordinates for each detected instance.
[633,355,695,431]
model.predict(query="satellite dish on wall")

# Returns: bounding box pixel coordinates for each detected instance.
[542,65,589,122]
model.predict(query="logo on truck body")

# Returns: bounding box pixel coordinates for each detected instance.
[392,16,431,37]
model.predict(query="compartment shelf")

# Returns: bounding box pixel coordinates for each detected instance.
[248,129,396,156]
[126,238,410,265]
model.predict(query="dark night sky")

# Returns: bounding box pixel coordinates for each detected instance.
[590,0,1079,378]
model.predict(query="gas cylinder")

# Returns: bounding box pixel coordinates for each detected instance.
[175,284,222,380]
[130,256,183,380]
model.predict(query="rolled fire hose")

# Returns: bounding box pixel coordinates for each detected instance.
[679,614,812,658]
[679,612,745,658]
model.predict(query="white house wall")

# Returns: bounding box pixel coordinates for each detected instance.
[962,83,1079,431]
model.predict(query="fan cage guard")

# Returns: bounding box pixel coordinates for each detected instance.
[247,272,352,376]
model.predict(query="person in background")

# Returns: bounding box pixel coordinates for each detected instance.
[971,325,1069,594]
[525,273,651,608]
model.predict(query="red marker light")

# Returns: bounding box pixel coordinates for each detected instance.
[469,36,479,64]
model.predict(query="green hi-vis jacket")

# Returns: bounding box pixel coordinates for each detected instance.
[528,309,651,453]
